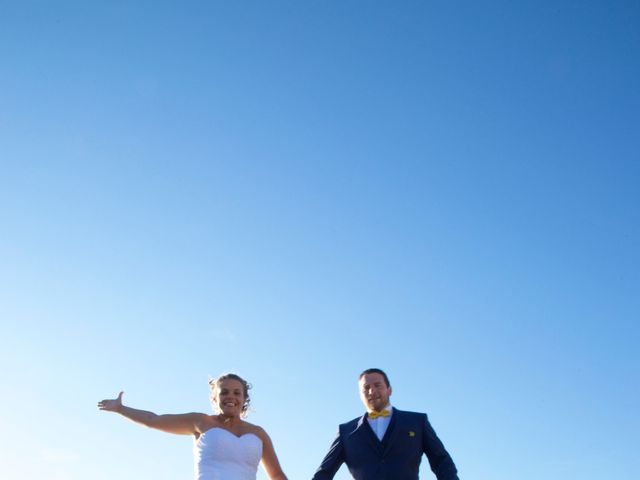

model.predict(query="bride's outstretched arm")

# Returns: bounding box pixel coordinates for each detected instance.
[98,391,205,436]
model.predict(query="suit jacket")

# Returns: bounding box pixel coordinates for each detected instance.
[312,408,459,480]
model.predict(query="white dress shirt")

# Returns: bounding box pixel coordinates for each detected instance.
[367,404,393,441]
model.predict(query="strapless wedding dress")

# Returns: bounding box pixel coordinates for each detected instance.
[193,427,263,480]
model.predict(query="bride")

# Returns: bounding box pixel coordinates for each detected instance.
[98,373,288,480]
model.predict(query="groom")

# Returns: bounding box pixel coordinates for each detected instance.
[312,368,459,480]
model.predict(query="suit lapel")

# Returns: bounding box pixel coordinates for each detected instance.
[350,413,384,454]
[381,407,400,455]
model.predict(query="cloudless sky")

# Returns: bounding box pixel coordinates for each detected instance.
[1,1,638,479]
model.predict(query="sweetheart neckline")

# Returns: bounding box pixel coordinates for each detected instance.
[199,426,261,441]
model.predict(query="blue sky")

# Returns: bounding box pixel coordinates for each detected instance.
[1,1,638,479]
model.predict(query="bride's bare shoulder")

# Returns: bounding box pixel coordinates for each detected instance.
[195,414,222,435]
[243,421,272,441]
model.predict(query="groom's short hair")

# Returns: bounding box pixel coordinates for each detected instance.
[359,368,391,388]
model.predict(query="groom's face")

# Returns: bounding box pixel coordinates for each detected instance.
[359,372,392,412]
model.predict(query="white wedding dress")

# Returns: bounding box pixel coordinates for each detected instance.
[193,427,263,480]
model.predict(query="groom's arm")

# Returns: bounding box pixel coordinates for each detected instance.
[421,413,459,480]
[311,428,345,480]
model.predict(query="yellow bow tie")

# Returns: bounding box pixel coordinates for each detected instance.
[368,409,390,419]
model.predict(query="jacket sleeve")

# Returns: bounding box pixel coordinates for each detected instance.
[422,414,460,480]
[311,428,345,480]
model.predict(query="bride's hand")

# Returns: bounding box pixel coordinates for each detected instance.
[98,391,124,412]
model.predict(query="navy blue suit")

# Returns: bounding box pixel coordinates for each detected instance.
[312,408,459,480]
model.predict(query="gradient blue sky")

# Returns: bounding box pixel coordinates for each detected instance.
[1,1,638,479]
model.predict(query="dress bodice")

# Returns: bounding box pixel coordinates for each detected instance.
[193,427,262,480]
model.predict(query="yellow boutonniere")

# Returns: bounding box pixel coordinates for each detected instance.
[408,431,416,437]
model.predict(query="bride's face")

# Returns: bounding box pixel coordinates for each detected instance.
[214,379,245,417]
